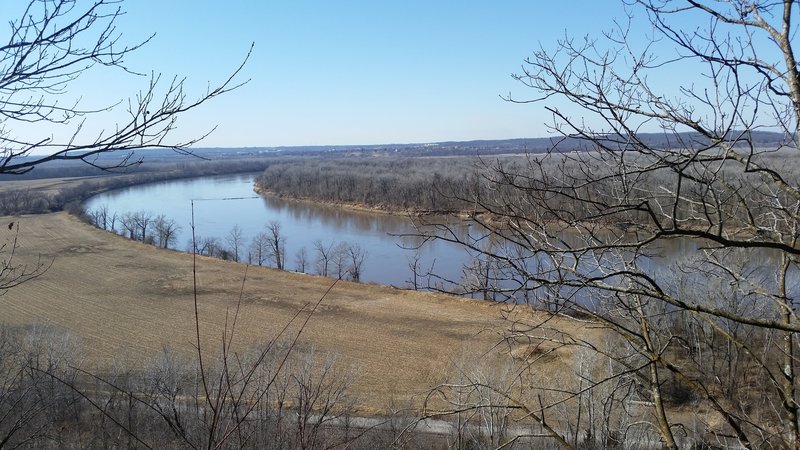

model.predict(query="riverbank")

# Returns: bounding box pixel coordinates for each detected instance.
[253,183,468,218]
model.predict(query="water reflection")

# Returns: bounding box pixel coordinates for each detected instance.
[259,195,411,235]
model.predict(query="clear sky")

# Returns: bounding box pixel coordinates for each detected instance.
[4,1,644,148]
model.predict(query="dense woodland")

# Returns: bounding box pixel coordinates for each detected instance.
[254,156,489,213]
[253,150,800,233]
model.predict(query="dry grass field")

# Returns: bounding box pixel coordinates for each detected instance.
[0,176,104,194]
[0,212,591,415]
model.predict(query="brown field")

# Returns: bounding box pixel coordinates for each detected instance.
[0,212,590,414]
[0,176,106,194]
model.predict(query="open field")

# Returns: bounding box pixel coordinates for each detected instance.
[0,212,590,414]
[0,177,93,194]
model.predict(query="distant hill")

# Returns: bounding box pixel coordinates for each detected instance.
[2,131,792,180]
[201,130,792,157]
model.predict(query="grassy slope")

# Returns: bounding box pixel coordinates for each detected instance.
[0,212,588,414]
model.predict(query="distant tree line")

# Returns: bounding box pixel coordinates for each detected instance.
[0,157,278,217]
[253,151,800,232]
[254,157,488,214]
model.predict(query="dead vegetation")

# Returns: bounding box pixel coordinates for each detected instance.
[0,212,595,417]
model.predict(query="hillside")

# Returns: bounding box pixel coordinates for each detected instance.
[0,212,590,414]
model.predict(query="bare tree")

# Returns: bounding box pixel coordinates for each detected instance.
[345,243,367,282]
[0,189,41,215]
[153,215,180,249]
[0,0,249,304]
[99,205,110,230]
[225,225,244,262]
[265,221,286,270]
[249,232,270,266]
[331,242,349,280]
[290,349,358,450]
[0,0,250,176]
[427,353,518,449]
[119,213,137,240]
[0,326,83,448]
[89,205,110,230]
[312,239,335,277]
[108,212,118,233]
[424,1,800,448]
[454,240,501,301]
[406,253,421,290]
[197,236,220,257]
[406,251,439,291]
[295,246,308,273]
[132,211,153,243]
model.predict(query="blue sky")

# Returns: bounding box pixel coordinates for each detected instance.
[5,1,646,148]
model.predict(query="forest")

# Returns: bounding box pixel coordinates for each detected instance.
[255,156,483,214]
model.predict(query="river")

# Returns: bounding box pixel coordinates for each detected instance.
[84,173,471,287]
[85,172,791,303]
